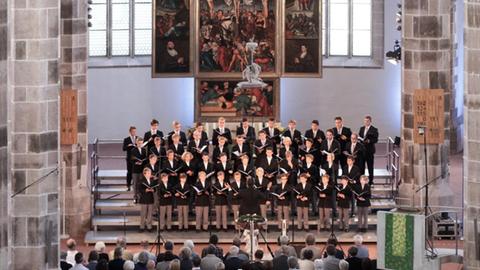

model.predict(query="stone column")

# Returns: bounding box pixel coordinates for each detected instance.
[463,1,480,268]
[6,0,61,268]
[60,0,90,237]
[399,0,454,208]
[0,0,9,267]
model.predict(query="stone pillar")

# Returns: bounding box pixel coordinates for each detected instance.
[463,1,480,268]
[0,0,8,268]
[60,0,90,237]
[6,0,61,268]
[399,0,454,208]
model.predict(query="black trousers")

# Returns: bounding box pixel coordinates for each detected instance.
[126,159,133,187]
[365,152,374,184]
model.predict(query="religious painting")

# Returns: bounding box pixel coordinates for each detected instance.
[152,0,193,77]
[196,0,279,77]
[283,0,322,77]
[195,78,279,121]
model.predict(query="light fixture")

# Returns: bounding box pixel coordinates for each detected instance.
[386,40,401,65]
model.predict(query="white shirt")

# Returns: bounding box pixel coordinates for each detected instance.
[327,139,332,150]
[351,143,356,153]
[267,156,272,165]
[364,125,370,137]
[269,128,274,137]
[66,250,78,265]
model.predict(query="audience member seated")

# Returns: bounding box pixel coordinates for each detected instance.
[183,240,200,261]
[313,259,324,270]
[94,241,109,262]
[86,250,98,270]
[192,255,201,270]
[72,252,88,270]
[224,237,249,261]
[108,247,126,270]
[224,246,244,270]
[66,238,79,266]
[169,259,181,270]
[61,251,73,270]
[338,260,349,270]
[201,235,224,259]
[123,260,135,270]
[134,240,157,263]
[274,235,298,258]
[215,262,225,270]
[360,258,376,270]
[322,239,345,260]
[298,249,315,270]
[134,252,150,270]
[352,235,369,259]
[242,249,266,270]
[178,247,193,270]
[345,247,362,270]
[323,245,340,270]
[109,236,134,261]
[287,256,299,270]
[200,245,223,270]
[300,233,322,260]
[272,246,290,270]
[146,260,155,270]
[96,259,109,270]
[157,241,179,269]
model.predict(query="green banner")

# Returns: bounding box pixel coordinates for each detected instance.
[385,213,414,270]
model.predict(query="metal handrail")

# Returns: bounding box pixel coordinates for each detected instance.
[425,210,463,257]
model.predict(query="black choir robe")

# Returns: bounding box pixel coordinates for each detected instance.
[174,182,191,205]
[229,180,246,205]
[236,126,256,144]
[167,130,188,145]
[273,184,292,206]
[137,177,157,204]
[282,129,303,147]
[336,184,352,209]
[262,127,281,145]
[317,183,333,208]
[294,182,312,208]
[304,129,326,149]
[144,129,164,148]
[212,128,232,145]
[131,147,147,174]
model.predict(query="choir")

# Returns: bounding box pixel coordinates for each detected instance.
[122,116,379,233]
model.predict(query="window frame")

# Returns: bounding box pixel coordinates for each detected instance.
[323,0,373,58]
[89,0,384,68]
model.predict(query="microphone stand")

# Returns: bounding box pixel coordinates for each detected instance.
[258,226,275,258]
[208,179,214,237]
[152,189,166,256]
[415,127,438,259]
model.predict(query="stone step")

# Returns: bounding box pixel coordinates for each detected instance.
[97,170,126,180]
[84,230,378,246]
[95,199,137,211]
[92,214,380,228]
[370,199,396,210]
[96,168,393,181]
[95,185,132,194]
